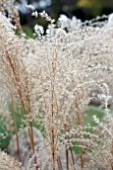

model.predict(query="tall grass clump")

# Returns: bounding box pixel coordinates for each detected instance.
[1,1,113,170]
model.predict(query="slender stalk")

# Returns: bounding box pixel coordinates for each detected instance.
[66,147,69,170]
[11,95,21,161]
[57,156,63,170]
[6,52,38,169]
[64,126,69,170]
[29,121,38,169]
[75,100,84,169]
[50,59,56,170]
[51,91,56,170]
[18,86,38,169]
[70,147,77,170]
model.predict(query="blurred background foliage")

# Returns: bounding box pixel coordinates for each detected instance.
[13,0,113,36]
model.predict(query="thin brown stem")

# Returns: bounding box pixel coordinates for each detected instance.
[66,147,69,170]
[57,156,63,170]
[51,87,56,170]
[75,100,84,169]
[28,121,38,169]
[11,95,21,161]
[6,52,38,169]
[70,148,77,170]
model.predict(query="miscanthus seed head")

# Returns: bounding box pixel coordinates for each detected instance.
[0,150,25,170]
